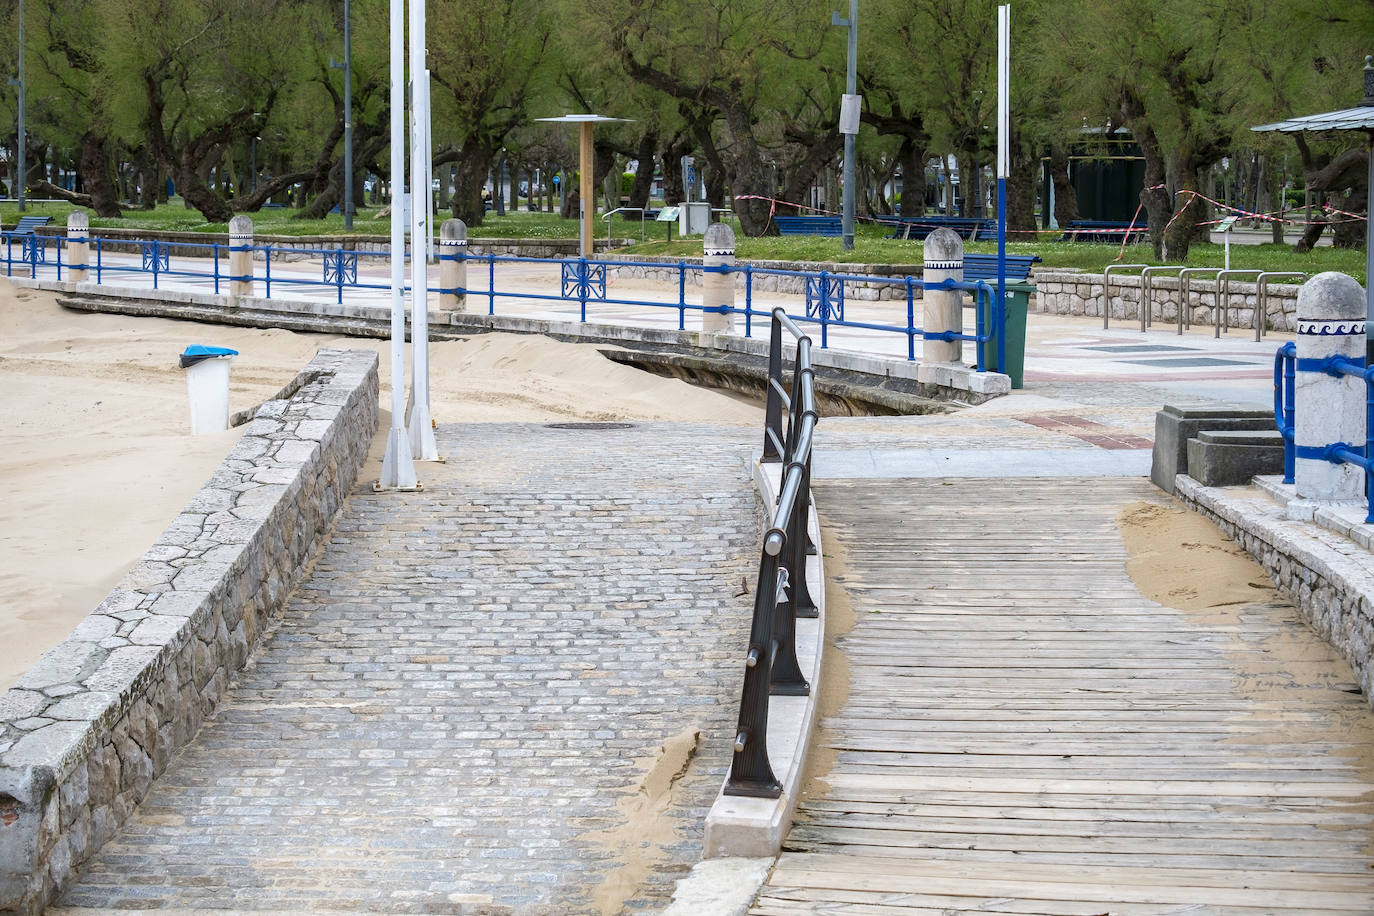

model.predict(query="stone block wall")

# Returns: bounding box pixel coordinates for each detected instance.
[1176,476,1374,705]
[1035,270,1301,333]
[606,256,926,302]
[0,348,379,914]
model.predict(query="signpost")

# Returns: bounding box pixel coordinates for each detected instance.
[536,114,631,257]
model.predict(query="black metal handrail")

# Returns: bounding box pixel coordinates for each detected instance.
[725,308,819,798]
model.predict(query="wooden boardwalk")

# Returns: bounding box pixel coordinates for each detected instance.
[752,477,1374,915]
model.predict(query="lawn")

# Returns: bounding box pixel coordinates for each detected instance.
[2,199,1365,283]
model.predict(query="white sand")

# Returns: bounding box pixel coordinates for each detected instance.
[0,281,762,689]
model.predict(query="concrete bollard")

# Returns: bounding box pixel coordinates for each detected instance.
[1294,272,1368,501]
[228,215,254,303]
[922,228,963,365]
[702,223,736,334]
[67,211,89,284]
[439,219,468,312]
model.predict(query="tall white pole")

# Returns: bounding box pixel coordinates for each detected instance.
[994,4,1010,375]
[407,0,439,460]
[378,0,417,489]
[15,0,25,212]
[424,69,435,264]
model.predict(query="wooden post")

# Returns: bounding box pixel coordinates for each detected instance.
[580,121,594,258]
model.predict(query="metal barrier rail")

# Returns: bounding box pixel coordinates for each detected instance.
[3,230,1006,372]
[725,308,818,798]
[1139,265,1186,331]
[1274,342,1296,484]
[456,250,1000,370]
[1214,269,1264,338]
[1178,267,1224,333]
[1101,264,1149,329]
[1255,272,1306,341]
[1274,343,1374,523]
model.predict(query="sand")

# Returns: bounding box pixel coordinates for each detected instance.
[0,280,762,689]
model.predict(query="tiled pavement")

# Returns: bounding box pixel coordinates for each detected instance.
[57,423,760,914]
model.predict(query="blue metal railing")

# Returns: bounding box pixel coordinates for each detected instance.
[1275,342,1374,522]
[3,230,1010,372]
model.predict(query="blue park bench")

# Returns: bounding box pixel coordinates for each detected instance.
[8,214,53,263]
[962,253,1041,283]
[1058,220,1148,244]
[881,215,996,241]
[774,215,843,236]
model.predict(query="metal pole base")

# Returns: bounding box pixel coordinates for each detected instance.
[406,402,441,461]
[377,426,420,490]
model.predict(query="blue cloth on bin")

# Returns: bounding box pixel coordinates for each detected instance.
[179,345,239,369]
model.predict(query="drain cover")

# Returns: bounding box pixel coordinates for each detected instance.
[544,422,635,430]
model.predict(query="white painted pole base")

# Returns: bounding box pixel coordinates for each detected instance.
[378,426,419,490]
[407,401,440,462]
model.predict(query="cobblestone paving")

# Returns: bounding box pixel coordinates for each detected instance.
[58,423,759,914]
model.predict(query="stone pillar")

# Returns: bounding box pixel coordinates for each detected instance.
[702,223,736,335]
[439,218,467,313]
[228,215,254,303]
[67,211,89,284]
[922,228,963,365]
[1295,272,1368,501]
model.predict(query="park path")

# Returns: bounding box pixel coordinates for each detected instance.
[751,470,1374,914]
[55,421,760,915]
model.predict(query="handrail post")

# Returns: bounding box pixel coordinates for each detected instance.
[905,275,916,361]
[762,311,785,462]
[724,550,784,798]
[1275,344,1296,484]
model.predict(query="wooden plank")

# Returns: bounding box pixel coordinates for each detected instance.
[752,478,1374,914]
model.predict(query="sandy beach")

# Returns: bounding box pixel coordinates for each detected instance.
[0,280,762,689]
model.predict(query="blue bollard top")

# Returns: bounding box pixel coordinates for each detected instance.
[179,344,239,368]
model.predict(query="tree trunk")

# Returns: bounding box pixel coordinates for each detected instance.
[628,134,656,210]
[450,144,497,227]
[898,138,927,217]
[74,132,123,217]
[1007,146,1037,233]
[1048,147,1079,227]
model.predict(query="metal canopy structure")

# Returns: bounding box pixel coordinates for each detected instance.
[536,114,632,257]
[1251,56,1373,357]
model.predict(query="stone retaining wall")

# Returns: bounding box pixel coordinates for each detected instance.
[0,348,379,915]
[1176,476,1374,705]
[1035,269,1301,332]
[606,255,926,301]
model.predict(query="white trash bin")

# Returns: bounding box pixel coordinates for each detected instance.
[180,345,239,434]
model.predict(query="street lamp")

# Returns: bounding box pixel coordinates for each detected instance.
[832,0,859,250]
[328,0,354,229]
[12,0,25,211]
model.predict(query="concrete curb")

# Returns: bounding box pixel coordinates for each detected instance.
[0,350,379,914]
[699,461,825,858]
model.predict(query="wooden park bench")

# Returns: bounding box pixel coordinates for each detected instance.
[774,215,843,236]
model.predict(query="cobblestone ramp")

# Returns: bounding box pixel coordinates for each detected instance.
[57,423,758,915]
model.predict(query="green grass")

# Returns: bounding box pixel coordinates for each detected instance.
[3,199,1364,283]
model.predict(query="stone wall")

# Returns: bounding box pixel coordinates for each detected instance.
[0,348,379,915]
[1176,476,1374,705]
[1035,269,1301,333]
[606,255,926,302]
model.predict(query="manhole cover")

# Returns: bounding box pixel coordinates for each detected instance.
[544,422,635,430]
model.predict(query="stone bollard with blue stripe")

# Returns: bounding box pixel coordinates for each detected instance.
[228,215,254,304]
[440,218,467,313]
[922,228,963,365]
[67,211,89,284]
[1294,272,1368,502]
[702,223,736,335]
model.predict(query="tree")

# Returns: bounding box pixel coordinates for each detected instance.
[428,0,553,227]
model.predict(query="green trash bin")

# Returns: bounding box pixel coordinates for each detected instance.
[979,281,1030,389]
